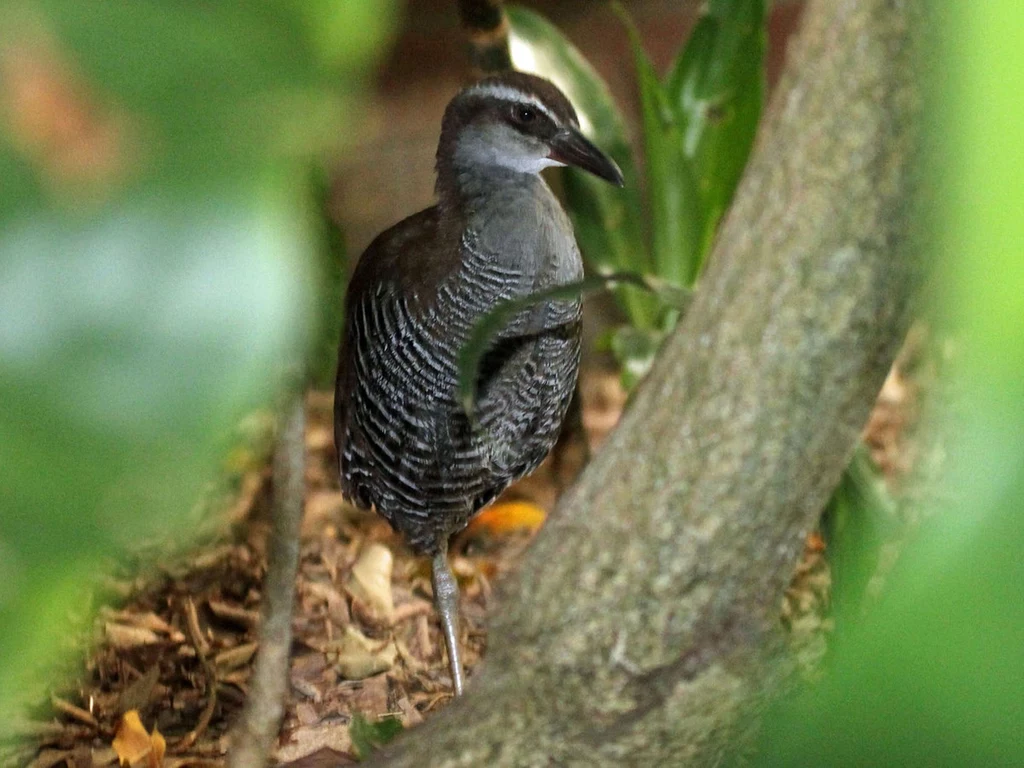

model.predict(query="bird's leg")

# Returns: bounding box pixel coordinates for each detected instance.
[431,542,465,696]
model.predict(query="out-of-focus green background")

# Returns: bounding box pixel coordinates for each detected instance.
[0,0,398,719]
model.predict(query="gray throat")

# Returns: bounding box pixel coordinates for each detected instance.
[438,162,583,288]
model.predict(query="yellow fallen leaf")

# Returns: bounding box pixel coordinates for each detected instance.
[148,726,165,768]
[113,710,164,768]
[345,543,395,624]
[467,501,547,536]
[326,625,398,680]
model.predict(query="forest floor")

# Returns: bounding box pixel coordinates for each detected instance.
[20,333,925,768]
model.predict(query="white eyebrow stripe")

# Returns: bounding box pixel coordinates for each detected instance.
[464,83,559,123]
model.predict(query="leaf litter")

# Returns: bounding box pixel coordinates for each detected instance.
[21,345,924,766]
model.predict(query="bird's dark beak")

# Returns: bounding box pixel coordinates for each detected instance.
[549,129,624,187]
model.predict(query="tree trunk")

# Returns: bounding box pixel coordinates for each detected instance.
[371,0,921,764]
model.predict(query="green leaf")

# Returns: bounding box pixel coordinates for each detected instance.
[457,273,690,420]
[665,0,766,266]
[609,325,664,390]
[614,3,704,289]
[822,445,901,624]
[350,713,403,760]
[307,164,349,388]
[507,5,660,329]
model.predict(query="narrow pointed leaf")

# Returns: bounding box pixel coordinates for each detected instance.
[614,3,703,288]
[666,0,766,267]
[507,5,660,329]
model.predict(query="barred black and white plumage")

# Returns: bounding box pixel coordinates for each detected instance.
[335,204,582,555]
[333,71,623,695]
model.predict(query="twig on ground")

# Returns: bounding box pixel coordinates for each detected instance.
[49,695,98,730]
[175,597,218,750]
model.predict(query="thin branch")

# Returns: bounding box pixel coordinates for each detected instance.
[175,597,218,751]
[49,695,98,731]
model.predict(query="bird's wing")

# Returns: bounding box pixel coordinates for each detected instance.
[334,208,468,517]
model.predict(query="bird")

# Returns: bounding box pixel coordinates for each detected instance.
[334,71,623,696]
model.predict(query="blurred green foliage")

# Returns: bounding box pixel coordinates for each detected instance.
[309,164,350,388]
[0,0,396,721]
[509,1,764,383]
[752,3,1024,765]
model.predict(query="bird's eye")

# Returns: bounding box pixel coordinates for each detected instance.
[512,104,537,124]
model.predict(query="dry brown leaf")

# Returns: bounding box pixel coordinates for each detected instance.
[304,491,347,535]
[305,580,351,628]
[391,597,433,624]
[395,696,424,727]
[49,694,99,729]
[207,600,260,628]
[348,674,390,715]
[345,544,394,624]
[291,652,329,684]
[101,610,178,638]
[214,643,258,672]
[91,746,120,766]
[105,623,161,650]
[118,666,162,714]
[28,748,75,768]
[580,369,628,450]
[274,723,354,765]
[278,746,358,768]
[325,627,397,680]
[805,531,826,553]
[295,701,321,727]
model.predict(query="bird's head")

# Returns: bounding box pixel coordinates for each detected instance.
[437,71,624,187]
